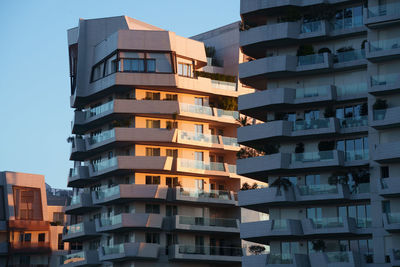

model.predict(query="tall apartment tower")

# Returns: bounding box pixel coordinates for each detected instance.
[64,16,251,267]
[238,0,400,266]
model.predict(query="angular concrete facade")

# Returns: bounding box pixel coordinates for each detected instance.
[65,16,252,267]
[238,1,400,266]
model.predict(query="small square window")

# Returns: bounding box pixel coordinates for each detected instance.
[24,233,31,242]
[38,233,45,242]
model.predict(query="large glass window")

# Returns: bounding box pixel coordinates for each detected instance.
[178,63,193,77]
[13,187,43,220]
[337,137,368,161]
[333,6,363,30]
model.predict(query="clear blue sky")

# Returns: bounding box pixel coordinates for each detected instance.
[0,0,240,189]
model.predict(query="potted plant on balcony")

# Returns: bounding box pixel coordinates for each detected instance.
[324,107,335,118]
[271,178,292,192]
[318,47,332,54]
[248,245,266,255]
[237,116,251,126]
[297,44,315,57]
[335,46,355,63]
[312,240,326,252]
[240,182,251,190]
[258,143,280,155]
[328,171,349,185]
[373,99,388,120]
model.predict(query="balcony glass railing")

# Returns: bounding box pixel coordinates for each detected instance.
[344,149,369,161]
[69,167,78,177]
[387,212,400,224]
[295,86,329,99]
[60,251,85,265]
[222,136,239,147]
[180,103,213,116]
[227,164,237,173]
[180,131,214,144]
[292,119,330,131]
[180,159,226,172]
[339,116,368,128]
[92,157,118,172]
[85,101,114,119]
[103,244,124,255]
[335,49,365,63]
[100,214,122,227]
[178,216,237,228]
[298,184,338,196]
[94,186,120,200]
[65,223,84,234]
[297,53,324,66]
[88,129,115,145]
[356,217,372,228]
[353,183,370,194]
[368,2,400,18]
[211,80,237,91]
[70,195,81,205]
[268,254,293,264]
[312,217,344,229]
[177,245,242,256]
[371,73,399,86]
[326,251,350,263]
[370,37,400,51]
[332,15,363,30]
[373,109,386,120]
[178,188,233,200]
[291,150,335,163]
[336,83,367,96]
[216,109,239,119]
[272,219,289,230]
[300,20,322,33]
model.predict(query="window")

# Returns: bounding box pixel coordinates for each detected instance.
[166,205,178,216]
[146,120,161,128]
[166,177,179,188]
[307,208,322,221]
[166,121,178,129]
[146,59,156,72]
[24,233,31,242]
[195,124,204,134]
[178,63,192,77]
[105,54,117,76]
[38,233,45,242]
[146,233,160,244]
[19,256,30,265]
[13,186,43,220]
[304,110,320,121]
[195,152,204,161]
[333,6,363,30]
[165,94,178,101]
[91,62,105,81]
[336,104,362,119]
[381,166,389,178]
[123,59,145,72]
[166,233,178,254]
[166,149,178,158]
[194,97,204,106]
[146,176,160,185]
[58,233,64,250]
[145,92,160,100]
[336,137,368,161]
[338,204,371,228]
[146,147,160,157]
[305,174,320,185]
[53,212,64,225]
[145,204,160,214]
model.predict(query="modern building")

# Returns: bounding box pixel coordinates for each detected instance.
[65,16,253,267]
[0,171,69,266]
[238,0,400,266]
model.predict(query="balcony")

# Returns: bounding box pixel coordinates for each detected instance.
[179,103,239,124]
[371,107,400,129]
[240,21,328,57]
[365,2,400,28]
[238,187,295,212]
[67,165,90,187]
[332,49,367,71]
[175,187,237,206]
[237,153,291,179]
[241,219,303,243]
[69,136,86,160]
[60,250,99,267]
[99,242,160,262]
[66,192,98,215]
[369,73,400,95]
[338,116,368,134]
[96,213,163,233]
[309,251,361,267]
[178,130,239,151]
[92,184,168,205]
[383,213,400,232]
[238,86,335,119]
[243,253,310,267]
[9,242,51,254]
[372,142,400,163]
[302,217,357,237]
[294,184,350,204]
[8,220,50,231]
[238,118,338,145]
[290,150,345,172]
[378,177,400,197]
[62,221,99,242]
[168,245,241,263]
[177,158,234,177]
[89,156,173,178]
[167,215,239,234]
[367,37,400,62]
